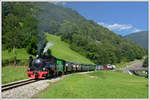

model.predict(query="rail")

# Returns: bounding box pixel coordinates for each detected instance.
[2,79,38,92]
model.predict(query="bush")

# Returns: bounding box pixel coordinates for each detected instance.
[2,59,29,67]
[26,37,38,55]
[143,57,148,67]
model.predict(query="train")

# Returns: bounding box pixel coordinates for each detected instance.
[26,54,96,79]
[96,64,116,70]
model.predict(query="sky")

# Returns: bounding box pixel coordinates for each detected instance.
[56,2,148,36]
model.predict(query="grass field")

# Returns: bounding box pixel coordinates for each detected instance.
[46,33,93,64]
[36,71,148,98]
[2,66,28,84]
[2,48,34,60]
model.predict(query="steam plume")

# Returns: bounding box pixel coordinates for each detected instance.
[37,32,46,54]
[43,42,53,53]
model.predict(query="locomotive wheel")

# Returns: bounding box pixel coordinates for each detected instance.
[56,71,59,76]
[58,71,62,76]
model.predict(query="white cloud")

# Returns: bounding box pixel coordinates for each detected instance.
[50,1,67,6]
[98,22,132,31]
[98,22,141,33]
[133,28,141,32]
[108,24,132,30]
[98,22,105,26]
[48,1,58,5]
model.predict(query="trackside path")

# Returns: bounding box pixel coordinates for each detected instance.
[121,61,148,74]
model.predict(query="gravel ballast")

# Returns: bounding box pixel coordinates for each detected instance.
[2,76,64,98]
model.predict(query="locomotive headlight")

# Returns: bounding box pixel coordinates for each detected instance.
[28,68,30,71]
[43,68,46,71]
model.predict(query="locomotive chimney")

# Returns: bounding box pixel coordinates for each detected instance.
[36,52,41,58]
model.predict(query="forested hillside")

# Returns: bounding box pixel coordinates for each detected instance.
[2,2,40,55]
[124,31,148,49]
[2,2,146,65]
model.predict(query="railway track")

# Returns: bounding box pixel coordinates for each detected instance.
[2,79,38,92]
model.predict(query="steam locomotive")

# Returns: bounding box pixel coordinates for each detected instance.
[26,54,96,79]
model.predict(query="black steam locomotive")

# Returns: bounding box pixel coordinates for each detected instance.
[26,54,96,79]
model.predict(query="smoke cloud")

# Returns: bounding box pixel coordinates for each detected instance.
[37,32,46,54]
[43,42,53,53]
[36,3,51,54]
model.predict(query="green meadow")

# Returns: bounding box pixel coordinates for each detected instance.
[36,71,148,98]
[2,66,28,84]
[2,48,34,60]
[45,33,93,64]
[2,49,31,84]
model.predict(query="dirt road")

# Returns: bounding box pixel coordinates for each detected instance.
[121,61,148,73]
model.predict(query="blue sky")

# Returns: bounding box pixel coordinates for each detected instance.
[56,2,148,36]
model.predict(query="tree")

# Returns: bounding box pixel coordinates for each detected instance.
[3,14,22,65]
[2,3,40,65]
[143,56,148,67]
[26,37,38,55]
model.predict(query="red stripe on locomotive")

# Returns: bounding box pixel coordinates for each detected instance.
[26,71,48,79]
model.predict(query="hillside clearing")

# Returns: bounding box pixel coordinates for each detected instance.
[46,33,93,64]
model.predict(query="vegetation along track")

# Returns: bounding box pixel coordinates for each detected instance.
[2,79,38,92]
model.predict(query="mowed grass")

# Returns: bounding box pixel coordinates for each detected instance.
[2,66,28,84]
[46,33,93,64]
[2,48,34,60]
[36,71,148,98]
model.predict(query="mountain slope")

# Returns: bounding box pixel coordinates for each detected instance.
[45,33,94,64]
[124,31,148,49]
[2,2,146,65]
[38,3,146,64]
